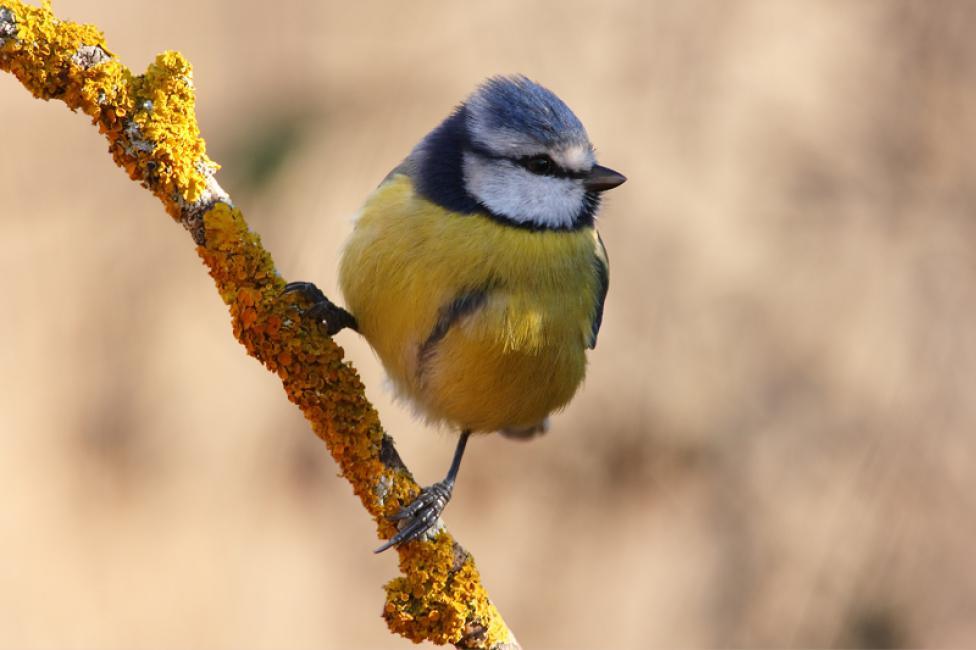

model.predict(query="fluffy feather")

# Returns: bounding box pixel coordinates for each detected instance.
[340,175,605,432]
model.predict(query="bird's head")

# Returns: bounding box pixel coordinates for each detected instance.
[412,75,626,230]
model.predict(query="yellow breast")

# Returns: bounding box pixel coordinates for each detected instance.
[339,174,604,432]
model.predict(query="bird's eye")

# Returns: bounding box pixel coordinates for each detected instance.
[523,154,555,175]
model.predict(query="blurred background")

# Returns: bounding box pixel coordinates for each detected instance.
[2,0,975,647]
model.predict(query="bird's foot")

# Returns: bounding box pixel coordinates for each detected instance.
[283,281,358,336]
[374,479,454,553]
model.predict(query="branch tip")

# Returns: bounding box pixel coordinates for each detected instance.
[1,1,520,646]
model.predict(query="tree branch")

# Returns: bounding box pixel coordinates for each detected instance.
[0,2,519,647]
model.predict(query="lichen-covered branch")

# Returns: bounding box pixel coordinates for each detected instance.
[0,2,519,648]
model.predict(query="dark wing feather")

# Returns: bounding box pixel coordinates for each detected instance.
[418,288,490,372]
[589,233,610,349]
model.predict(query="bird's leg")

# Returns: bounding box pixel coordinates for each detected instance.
[283,281,358,336]
[375,429,471,553]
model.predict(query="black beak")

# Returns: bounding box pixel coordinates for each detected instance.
[583,164,627,192]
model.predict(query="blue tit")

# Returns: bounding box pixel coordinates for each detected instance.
[285,75,625,552]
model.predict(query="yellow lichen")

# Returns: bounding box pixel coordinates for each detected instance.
[1,2,517,647]
[0,1,215,224]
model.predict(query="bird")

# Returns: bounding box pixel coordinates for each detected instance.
[285,75,625,552]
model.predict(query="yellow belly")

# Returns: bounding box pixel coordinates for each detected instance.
[339,174,603,432]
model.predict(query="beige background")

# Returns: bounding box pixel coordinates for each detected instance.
[2,1,975,647]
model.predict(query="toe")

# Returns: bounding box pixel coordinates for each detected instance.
[283,281,326,303]
[374,483,452,552]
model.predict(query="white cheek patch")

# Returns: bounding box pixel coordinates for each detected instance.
[463,152,586,229]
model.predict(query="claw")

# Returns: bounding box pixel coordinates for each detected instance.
[374,479,454,553]
[283,281,326,303]
[283,280,358,335]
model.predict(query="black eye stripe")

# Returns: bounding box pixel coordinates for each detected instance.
[522,159,586,180]
[468,145,587,180]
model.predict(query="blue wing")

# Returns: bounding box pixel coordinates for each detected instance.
[589,233,609,349]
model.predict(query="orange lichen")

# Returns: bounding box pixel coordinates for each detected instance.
[1,1,517,647]
[385,535,515,646]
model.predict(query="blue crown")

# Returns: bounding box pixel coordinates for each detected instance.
[467,75,588,148]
